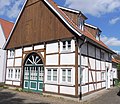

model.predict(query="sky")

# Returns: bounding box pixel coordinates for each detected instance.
[0,0,120,53]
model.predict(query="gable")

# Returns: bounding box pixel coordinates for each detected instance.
[6,0,74,49]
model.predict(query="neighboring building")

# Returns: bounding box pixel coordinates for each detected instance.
[0,18,13,83]
[112,58,120,80]
[4,0,116,98]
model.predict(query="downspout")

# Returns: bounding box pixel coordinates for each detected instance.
[77,36,87,100]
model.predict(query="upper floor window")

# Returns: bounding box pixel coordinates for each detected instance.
[101,51,104,60]
[10,50,15,58]
[96,31,101,41]
[78,17,84,31]
[62,40,71,51]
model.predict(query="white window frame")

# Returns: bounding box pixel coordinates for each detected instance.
[61,40,71,52]
[15,68,21,80]
[7,68,13,80]
[46,68,58,83]
[9,50,15,58]
[78,17,84,31]
[7,68,21,81]
[61,68,72,84]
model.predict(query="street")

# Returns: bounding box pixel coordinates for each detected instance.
[0,87,120,104]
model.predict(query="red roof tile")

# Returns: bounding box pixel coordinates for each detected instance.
[112,58,120,63]
[0,18,14,39]
[47,0,113,52]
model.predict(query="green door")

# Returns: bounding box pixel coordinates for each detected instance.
[23,53,44,93]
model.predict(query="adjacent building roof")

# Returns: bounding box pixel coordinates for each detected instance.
[0,18,14,39]
[112,58,120,63]
[3,0,115,54]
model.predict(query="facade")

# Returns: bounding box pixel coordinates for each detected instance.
[4,0,116,98]
[112,58,120,80]
[0,18,13,83]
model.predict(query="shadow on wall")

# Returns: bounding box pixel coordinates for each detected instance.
[0,88,50,104]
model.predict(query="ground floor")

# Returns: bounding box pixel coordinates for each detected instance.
[5,42,117,97]
[0,87,119,104]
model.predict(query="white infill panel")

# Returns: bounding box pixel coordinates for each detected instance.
[89,58,95,69]
[102,82,105,88]
[15,58,22,66]
[60,53,75,65]
[60,86,75,95]
[5,81,12,85]
[13,81,20,86]
[89,84,95,92]
[24,47,32,51]
[46,54,58,65]
[40,52,44,58]
[97,83,101,89]
[45,84,58,93]
[97,72,101,82]
[7,59,14,67]
[101,61,105,70]
[96,60,100,70]
[81,56,88,66]
[34,44,44,50]
[81,85,88,94]
[46,43,58,54]
[15,48,22,57]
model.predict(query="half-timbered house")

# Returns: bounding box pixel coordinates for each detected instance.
[4,0,116,99]
[0,18,13,83]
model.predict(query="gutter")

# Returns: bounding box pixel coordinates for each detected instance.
[77,36,87,100]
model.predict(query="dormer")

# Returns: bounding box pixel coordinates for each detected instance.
[78,13,87,31]
[84,23,101,41]
[59,6,87,31]
[96,29,101,41]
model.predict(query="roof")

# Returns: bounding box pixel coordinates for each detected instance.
[85,23,102,32]
[0,18,14,39]
[58,6,87,20]
[112,58,120,63]
[3,0,114,53]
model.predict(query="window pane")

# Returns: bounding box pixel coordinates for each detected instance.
[47,69,51,81]
[62,70,66,75]
[68,77,71,82]
[53,76,57,81]
[68,70,71,75]
[53,69,57,81]
[62,76,66,82]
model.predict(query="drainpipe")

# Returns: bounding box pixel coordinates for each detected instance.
[77,36,87,100]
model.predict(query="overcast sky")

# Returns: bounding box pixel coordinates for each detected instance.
[0,0,120,53]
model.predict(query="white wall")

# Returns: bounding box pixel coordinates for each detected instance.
[46,43,58,54]
[0,24,6,82]
[60,53,75,65]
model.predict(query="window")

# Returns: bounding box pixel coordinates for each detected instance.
[108,54,112,61]
[68,40,71,50]
[53,69,57,81]
[62,69,71,83]
[8,69,13,79]
[62,40,71,51]
[101,52,104,60]
[10,50,15,58]
[78,17,84,31]
[15,69,21,80]
[62,70,66,82]
[47,69,51,81]
[47,68,57,82]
